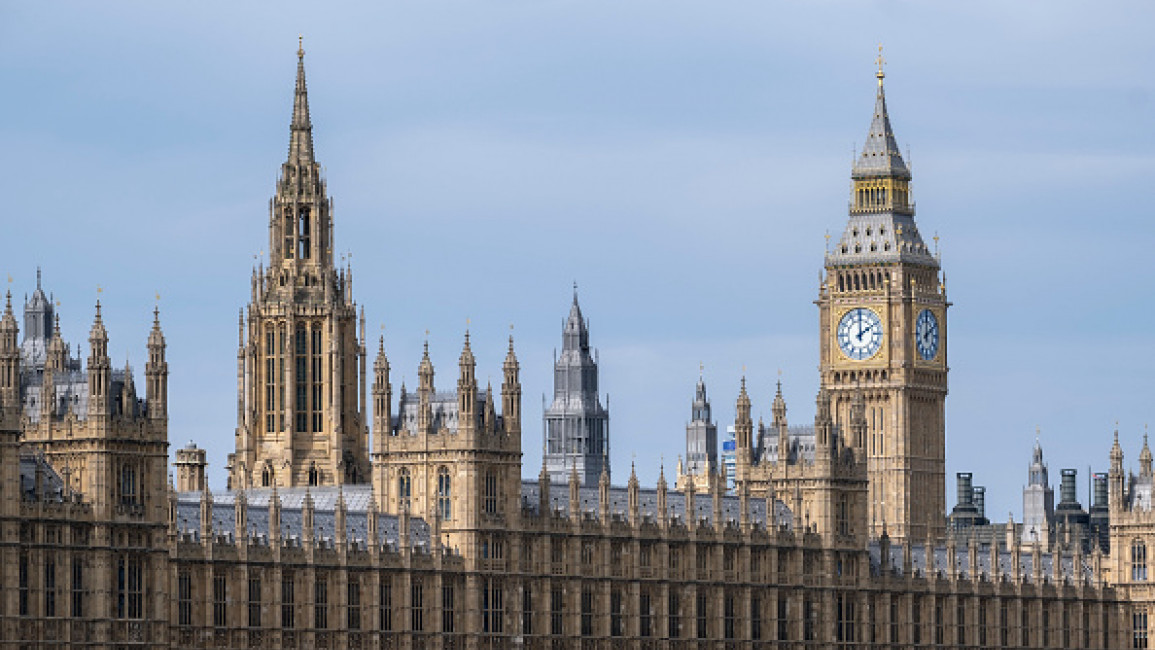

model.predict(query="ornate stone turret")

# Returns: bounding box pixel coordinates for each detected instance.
[539,456,551,516]
[734,378,753,488]
[145,307,167,421]
[365,488,377,550]
[235,489,248,544]
[335,486,347,546]
[175,443,208,493]
[1141,434,1153,479]
[302,488,315,547]
[1110,429,1125,512]
[657,463,668,528]
[200,484,213,542]
[739,480,750,530]
[269,483,282,544]
[86,303,110,421]
[372,337,391,447]
[41,315,66,422]
[417,341,434,435]
[502,334,521,436]
[457,332,477,436]
[773,380,789,463]
[568,462,580,520]
[627,463,639,526]
[0,291,18,416]
[598,462,610,524]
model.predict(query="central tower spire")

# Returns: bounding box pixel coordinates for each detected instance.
[288,35,315,166]
[231,41,368,490]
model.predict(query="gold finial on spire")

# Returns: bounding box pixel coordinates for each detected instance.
[875,44,886,83]
[298,35,304,60]
[96,285,102,295]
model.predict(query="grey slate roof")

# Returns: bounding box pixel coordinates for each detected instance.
[178,479,795,550]
[867,539,1094,582]
[20,453,66,502]
[176,485,432,550]
[393,388,493,435]
[520,480,794,530]
[757,425,818,465]
[826,211,937,267]
[852,78,910,180]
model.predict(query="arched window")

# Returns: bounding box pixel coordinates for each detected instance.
[483,471,498,515]
[297,207,311,260]
[437,467,452,521]
[308,464,319,487]
[261,465,272,488]
[1134,539,1148,582]
[398,468,411,511]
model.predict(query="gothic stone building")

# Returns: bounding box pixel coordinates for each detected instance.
[0,44,1147,648]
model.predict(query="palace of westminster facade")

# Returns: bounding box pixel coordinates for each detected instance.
[4,44,1155,649]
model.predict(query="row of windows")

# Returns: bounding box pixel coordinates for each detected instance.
[282,207,313,261]
[180,571,462,634]
[262,323,325,434]
[395,467,499,518]
[18,554,136,620]
[170,571,1114,645]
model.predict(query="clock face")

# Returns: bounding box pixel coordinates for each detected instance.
[916,309,939,360]
[837,307,883,361]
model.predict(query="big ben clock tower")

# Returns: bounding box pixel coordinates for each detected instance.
[818,52,948,542]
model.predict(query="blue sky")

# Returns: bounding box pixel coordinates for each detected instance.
[2,1,1153,522]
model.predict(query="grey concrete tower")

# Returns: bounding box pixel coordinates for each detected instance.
[684,373,717,476]
[1022,435,1055,546]
[543,287,609,485]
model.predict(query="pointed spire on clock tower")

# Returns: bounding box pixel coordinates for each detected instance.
[828,46,935,269]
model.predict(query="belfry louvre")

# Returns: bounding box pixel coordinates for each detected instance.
[0,43,1144,650]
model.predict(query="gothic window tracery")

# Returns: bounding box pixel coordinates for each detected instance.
[297,207,311,260]
[437,466,452,521]
[398,468,411,511]
[483,471,498,515]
